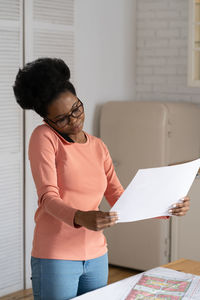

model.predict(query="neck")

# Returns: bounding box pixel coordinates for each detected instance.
[69,131,87,143]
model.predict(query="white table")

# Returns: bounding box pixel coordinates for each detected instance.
[73,259,200,299]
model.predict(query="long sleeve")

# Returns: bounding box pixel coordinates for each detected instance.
[102,142,124,207]
[28,127,78,227]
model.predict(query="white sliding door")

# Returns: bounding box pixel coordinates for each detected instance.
[0,0,75,294]
[24,0,75,288]
[0,0,24,297]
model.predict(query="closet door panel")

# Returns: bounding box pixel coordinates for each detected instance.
[0,0,24,296]
[24,0,75,288]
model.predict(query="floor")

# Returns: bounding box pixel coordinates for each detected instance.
[0,265,141,300]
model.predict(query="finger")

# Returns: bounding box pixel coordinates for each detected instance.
[173,208,182,213]
[182,196,190,201]
[98,216,119,224]
[104,215,119,221]
[174,202,190,210]
[101,212,119,220]
[103,211,119,217]
[176,196,190,204]
[169,206,189,214]
[177,203,189,210]
[182,198,190,202]
[168,203,183,213]
[98,216,119,223]
[171,201,189,209]
[183,200,190,207]
[106,221,118,228]
[172,211,186,216]
[171,206,189,214]
[171,208,185,214]
[176,203,184,208]
[97,220,118,230]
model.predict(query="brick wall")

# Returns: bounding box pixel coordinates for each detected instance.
[136,0,200,103]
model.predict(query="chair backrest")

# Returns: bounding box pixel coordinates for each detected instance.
[100,101,200,188]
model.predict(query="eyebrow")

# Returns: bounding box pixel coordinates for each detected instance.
[54,100,79,119]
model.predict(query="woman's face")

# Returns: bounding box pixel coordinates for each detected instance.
[46,91,85,136]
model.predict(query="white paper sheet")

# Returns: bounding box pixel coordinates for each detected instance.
[110,158,200,223]
[74,267,200,299]
[73,274,141,300]
[125,267,200,300]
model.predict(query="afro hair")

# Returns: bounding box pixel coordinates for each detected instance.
[13,57,76,117]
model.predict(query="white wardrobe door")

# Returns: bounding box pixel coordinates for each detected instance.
[0,0,24,297]
[24,0,75,288]
[33,0,74,78]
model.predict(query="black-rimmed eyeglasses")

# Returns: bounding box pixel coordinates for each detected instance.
[45,99,84,129]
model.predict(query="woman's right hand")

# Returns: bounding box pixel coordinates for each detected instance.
[74,210,119,231]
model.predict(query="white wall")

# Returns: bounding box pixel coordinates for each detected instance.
[74,0,136,136]
[136,0,200,103]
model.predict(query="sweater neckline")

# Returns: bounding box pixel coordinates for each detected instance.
[43,120,90,146]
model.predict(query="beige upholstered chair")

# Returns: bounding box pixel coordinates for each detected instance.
[100,101,200,270]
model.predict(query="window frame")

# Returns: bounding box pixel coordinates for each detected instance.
[188,0,200,87]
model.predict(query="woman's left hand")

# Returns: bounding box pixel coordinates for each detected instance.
[168,196,190,216]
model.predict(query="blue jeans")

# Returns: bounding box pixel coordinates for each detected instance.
[31,253,108,300]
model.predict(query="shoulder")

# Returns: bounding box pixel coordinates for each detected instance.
[31,124,54,136]
[86,132,104,145]
[31,124,57,140]
[86,132,108,153]
[29,124,58,152]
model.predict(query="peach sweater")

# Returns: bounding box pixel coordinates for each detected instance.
[29,122,124,260]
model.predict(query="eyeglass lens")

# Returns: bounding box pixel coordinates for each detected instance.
[56,102,83,128]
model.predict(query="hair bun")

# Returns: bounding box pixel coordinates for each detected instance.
[55,58,71,81]
[13,68,35,110]
[17,100,34,110]
[13,57,76,117]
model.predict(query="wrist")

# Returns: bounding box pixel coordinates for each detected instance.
[74,210,83,228]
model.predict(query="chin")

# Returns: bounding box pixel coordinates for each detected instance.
[72,121,84,134]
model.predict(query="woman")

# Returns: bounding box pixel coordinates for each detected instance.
[13,58,190,300]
